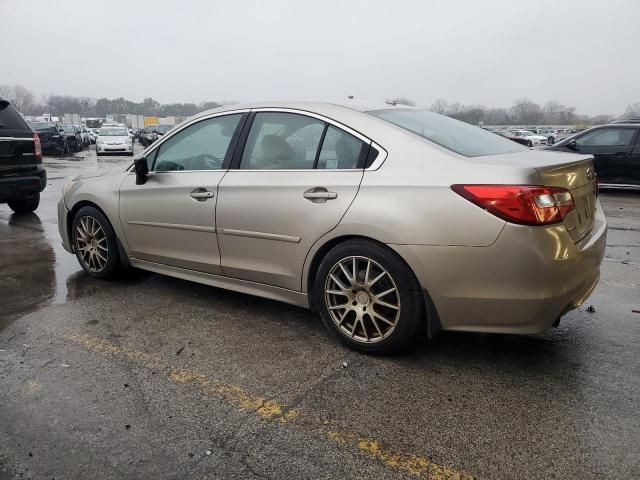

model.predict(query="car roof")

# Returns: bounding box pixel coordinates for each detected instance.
[192,100,416,119]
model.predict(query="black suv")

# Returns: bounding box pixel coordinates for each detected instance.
[545,122,640,188]
[0,99,47,213]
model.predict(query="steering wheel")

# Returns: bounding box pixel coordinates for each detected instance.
[189,153,221,170]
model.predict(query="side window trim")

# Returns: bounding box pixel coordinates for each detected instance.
[229,108,376,171]
[312,123,329,169]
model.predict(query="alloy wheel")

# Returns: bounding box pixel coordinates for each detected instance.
[74,215,109,272]
[324,256,401,344]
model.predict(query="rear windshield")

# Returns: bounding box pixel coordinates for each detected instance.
[367,109,527,157]
[156,124,173,133]
[29,122,56,132]
[0,101,29,129]
[63,126,76,133]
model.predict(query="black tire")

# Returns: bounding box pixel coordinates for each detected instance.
[548,136,554,145]
[8,192,40,214]
[71,206,122,279]
[527,140,533,147]
[314,239,424,355]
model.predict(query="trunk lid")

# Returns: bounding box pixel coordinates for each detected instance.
[532,153,597,243]
[473,150,598,243]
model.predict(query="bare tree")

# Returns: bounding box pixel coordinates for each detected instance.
[510,98,543,124]
[0,84,36,114]
[624,102,640,117]
[429,98,448,114]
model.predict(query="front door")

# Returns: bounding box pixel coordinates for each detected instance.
[119,113,245,274]
[573,127,638,184]
[216,111,369,291]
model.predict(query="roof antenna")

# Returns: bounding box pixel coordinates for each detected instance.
[347,95,354,100]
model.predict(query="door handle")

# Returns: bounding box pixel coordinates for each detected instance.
[303,187,338,203]
[190,189,214,201]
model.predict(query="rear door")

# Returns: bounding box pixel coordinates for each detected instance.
[216,110,369,291]
[0,101,35,177]
[119,112,246,274]
[572,127,638,184]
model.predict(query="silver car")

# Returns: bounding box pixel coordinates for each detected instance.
[58,102,606,354]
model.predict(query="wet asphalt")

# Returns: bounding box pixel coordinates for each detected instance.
[0,145,638,480]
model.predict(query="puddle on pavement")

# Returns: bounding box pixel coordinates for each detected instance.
[0,148,142,332]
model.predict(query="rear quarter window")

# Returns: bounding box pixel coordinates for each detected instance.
[0,101,29,130]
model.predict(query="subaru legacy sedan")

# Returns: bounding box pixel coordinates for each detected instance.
[58,102,606,354]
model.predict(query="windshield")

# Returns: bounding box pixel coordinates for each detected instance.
[367,109,526,157]
[99,127,128,136]
[63,126,75,133]
[156,124,173,133]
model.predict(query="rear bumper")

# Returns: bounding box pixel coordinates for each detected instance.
[391,200,607,334]
[40,137,65,152]
[0,166,47,201]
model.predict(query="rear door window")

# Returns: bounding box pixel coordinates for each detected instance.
[317,125,366,169]
[240,112,325,170]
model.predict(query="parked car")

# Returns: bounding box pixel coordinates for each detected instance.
[58,102,605,354]
[78,125,91,147]
[509,130,548,147]
[89,128,99,144]
[495,130,532,147]
[0,98,46,213]
[140,124,173,147]
[28,121,68,155]
[545,123,640,188]
[62,125,83,152]
[95,125,133,156]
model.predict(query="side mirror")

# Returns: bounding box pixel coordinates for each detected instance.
[134,157,149,185]
[566,139,577,151]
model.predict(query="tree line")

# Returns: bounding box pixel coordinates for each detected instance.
[0,84,226,118]
[391,97,639,126]
[2,84,638,126]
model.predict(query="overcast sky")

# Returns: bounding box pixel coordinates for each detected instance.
[1,0,638,115]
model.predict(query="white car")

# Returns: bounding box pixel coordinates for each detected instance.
[95,125,133,156]
[510,130,548,147]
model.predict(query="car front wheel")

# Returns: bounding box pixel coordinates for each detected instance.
[71,206,122,279]
[315,239,424,354]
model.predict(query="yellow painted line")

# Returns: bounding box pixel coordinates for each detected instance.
[66,333,473,479]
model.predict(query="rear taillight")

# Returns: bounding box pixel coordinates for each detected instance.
[451,184,575,226]
[33,133,42,163]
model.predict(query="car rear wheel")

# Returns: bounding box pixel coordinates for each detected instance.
[527,140,533,147]
[71,206,122,279]
[8,192,40,214]
[315,239,424,354]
